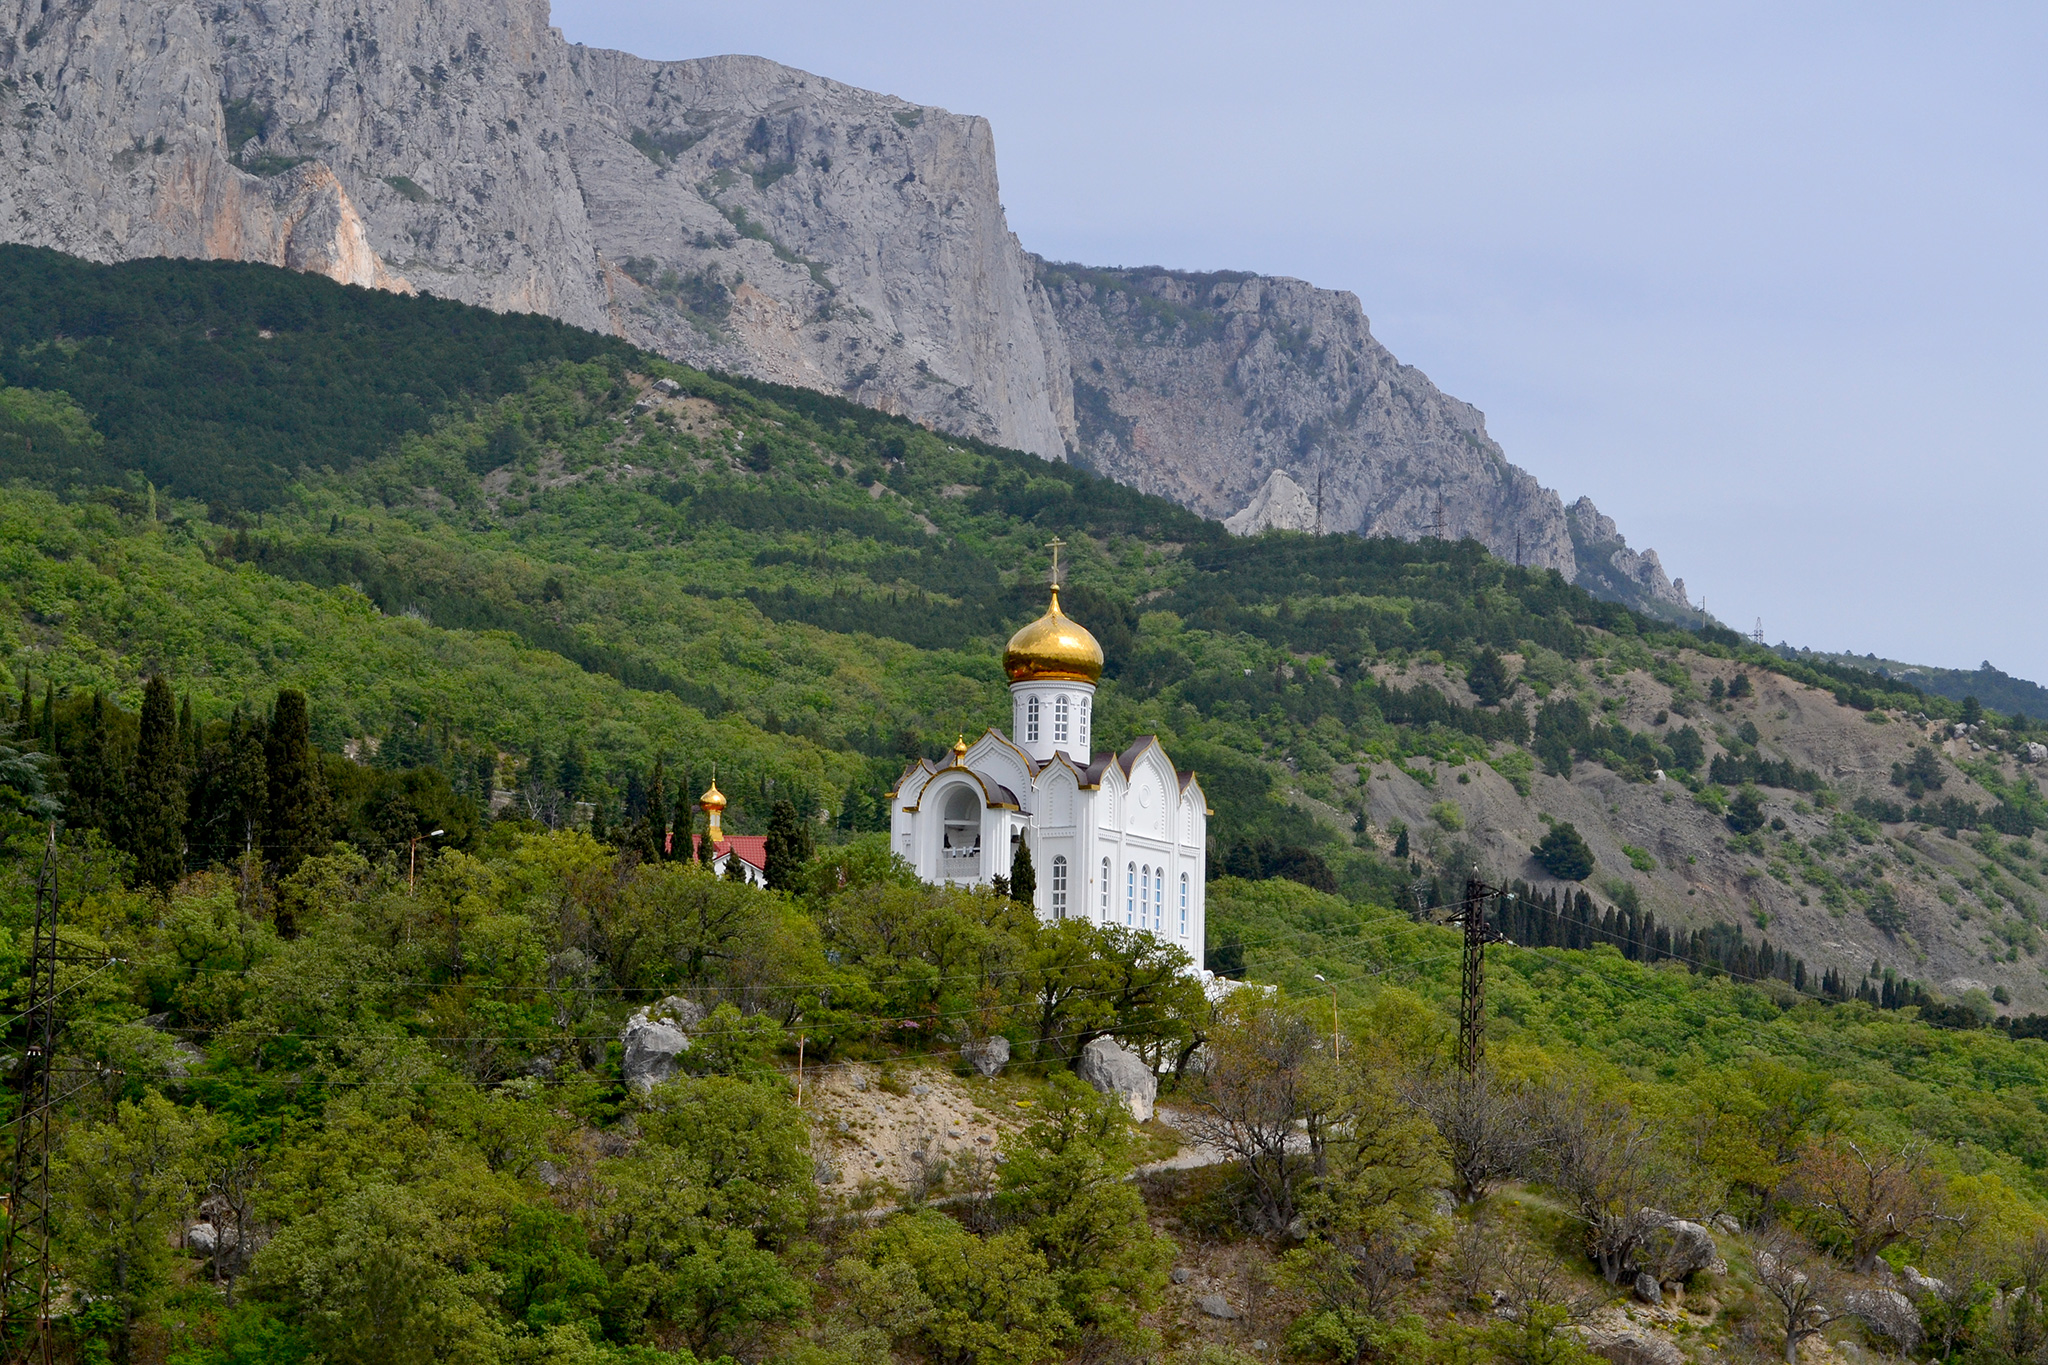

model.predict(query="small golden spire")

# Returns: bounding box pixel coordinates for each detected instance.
[699,767,727,841]
[951,735,968,764]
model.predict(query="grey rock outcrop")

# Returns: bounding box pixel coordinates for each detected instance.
[185,1221,218,1256]
[1568,498,1690,614]
[620,996,705,1093]
[1578,1327,1684,1365]
[960,1035,1009,1078]
[1847,1287,1922,1353]
[0,0,1685,595]
[1632,1271,1662,1305]
[1048,262,1577,573]
[1076,1036,1156,1122]
[1195,1293,1237,1320]
[1631,1210,1724,1285]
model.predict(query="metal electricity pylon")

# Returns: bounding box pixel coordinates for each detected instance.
[1440,874,1512,1078]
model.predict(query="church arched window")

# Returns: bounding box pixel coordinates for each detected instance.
[1078,697,1090,752]
[1180,873,1189,938]
[1025,695,1040,743]
[1053,695,1069,746]
[1126,862,1136,926]
[1153,866,1164,931]
[1101,857,1111,920]
[1051,855,1067,917]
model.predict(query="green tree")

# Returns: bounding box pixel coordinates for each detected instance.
[66,689,121,837]
[264,689,328,883]
[1726,785,1766,835]
[1666,725,1704,773]
[764,797,811,890]
[588,1077,813,1352]
[864,1211,1069,1365]
[1532,822,1594,881]
[1467,648,1513,707]
[1962,694,1983,726]
[996,1070,1174,1344]
[1011,839,1036,906]
[54,1092,222,1365]
[248,1180,513,1365]
[127,674,186,892]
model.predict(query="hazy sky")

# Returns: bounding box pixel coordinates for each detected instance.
[551,1,2048,684]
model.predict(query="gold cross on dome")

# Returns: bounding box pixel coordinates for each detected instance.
[1046,536,1066,585]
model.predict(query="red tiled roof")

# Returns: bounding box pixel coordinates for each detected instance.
[688,834,768,869]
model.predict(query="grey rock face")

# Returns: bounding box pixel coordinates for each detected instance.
[1076,1036,1156,1122]
[1045,262,1577,575]
[960,1035,1009,1078]
[1196,1293,1237,1320]
[1568,497,1690,614]
[185,1222,218,1256]
[1631,1209,1724,1284]
[0,0,1068,460]
[620,996,704,1093]
[1578,1327,1684,1365]
[1847,1287,1922,1353]
[0,0,1685,594]
[1632,1271,1662,1306]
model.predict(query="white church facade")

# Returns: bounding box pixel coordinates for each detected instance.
[889,581,1210,970]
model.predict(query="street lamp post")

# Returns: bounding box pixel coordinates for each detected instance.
[408,828,446,894]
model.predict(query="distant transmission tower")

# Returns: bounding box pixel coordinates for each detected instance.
[1753,617,1766,647]
[1314,466,1325,538]
[1432,498,1447,541]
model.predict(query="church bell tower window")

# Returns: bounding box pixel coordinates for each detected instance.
[1026,696,1040,743]
[1053,695,1069,747]
[1051,855,1067,917]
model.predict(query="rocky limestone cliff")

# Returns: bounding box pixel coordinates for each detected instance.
[1567,496,1695,619]
[0,0,1684,592]
[1043,262,1577,573]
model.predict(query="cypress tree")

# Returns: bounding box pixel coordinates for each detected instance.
[15,670,29,733]
[1011,840,1036,906]
[764,798,811,890]
[128,675,186,892]
[265,688,327,883]
[67,690,118,837]
[40,681,55,753]
[724,849,749,882]
[644,759,668,860]
[225,706,268,864]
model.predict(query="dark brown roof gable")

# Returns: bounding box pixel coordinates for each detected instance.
[1117,736,1161,778]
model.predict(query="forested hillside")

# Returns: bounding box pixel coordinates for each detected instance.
[5,248,2048,1364]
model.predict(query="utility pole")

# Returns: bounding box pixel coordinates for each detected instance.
[1432,498,1446,542]
[2,825,61,1365]
[1441,874,1511,1078]
[1753,617,1766,647]
[1314,467,1324,538]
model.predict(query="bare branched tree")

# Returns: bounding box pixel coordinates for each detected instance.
[1789,1138,1960,1273]
[1405,1064,1539,1204]
[1529,1080,1670,1283]
[1181,1004,1323,1234]
[1447,1207,1506,1309]
[1752,1231,1850,1365]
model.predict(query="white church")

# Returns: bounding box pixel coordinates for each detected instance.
[889,572,1210,969]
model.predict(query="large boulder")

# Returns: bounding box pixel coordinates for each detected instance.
[1632,1209,1724,1285]
[1847,1287,1922,1354]
[1076,1037,1156,1122]
[1578,1327,1685,1365]
[621,997,706,1094]
[960,1035,1010,1078]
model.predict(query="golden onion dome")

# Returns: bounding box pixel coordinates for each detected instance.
[698,781,727,813]
[1003,585,1104,684]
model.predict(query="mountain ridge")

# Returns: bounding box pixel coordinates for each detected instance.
[0,0,1691,606]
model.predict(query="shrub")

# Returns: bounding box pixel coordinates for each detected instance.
[1533,822,1594,881]
[1430,800,1464,832]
